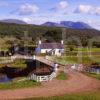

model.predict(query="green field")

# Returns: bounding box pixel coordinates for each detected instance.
[10,59,27,68]
[74,47,100,52]
[49,47,100,65]
[53,56,100,65]
[0,80,41,89]
[0,59,27,68]
[56,71,67,80]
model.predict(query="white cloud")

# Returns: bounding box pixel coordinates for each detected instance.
[57,1,68,9]
[95,7,100,15]
[22,17,32,23]
[87,20,100,30]
[75,5,93,14]
[52,1,68,12]
[18,3,39,15]
[75,5,100,15]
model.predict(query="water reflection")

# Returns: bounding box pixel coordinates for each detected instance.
[0,74,11,83]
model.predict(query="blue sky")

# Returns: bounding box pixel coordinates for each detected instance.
[0,0,100,30]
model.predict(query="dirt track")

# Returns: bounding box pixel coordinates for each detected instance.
[0,67,100,100]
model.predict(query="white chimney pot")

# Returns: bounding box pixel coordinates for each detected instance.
[61,40,64,44]
[39,40,41,44]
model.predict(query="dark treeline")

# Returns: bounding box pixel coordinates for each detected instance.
[0,22,100,47]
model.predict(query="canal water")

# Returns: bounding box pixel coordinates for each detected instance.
[0,74,11,83]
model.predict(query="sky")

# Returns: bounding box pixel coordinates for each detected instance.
[0,0,100,30]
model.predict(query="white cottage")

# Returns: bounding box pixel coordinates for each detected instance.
[36,40,64,56]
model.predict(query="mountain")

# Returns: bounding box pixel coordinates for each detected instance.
[42,22,61,27]
[0,19,27,24]
[42,21,92,29]
[0,19,92,29]
[60,21,92,29]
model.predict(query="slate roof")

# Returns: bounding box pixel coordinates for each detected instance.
[39,43,64,49]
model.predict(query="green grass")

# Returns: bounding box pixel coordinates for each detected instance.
[74,47,100,52]
[50,47,100,65]
[0,57,11,61]
[56,71,67,80]
[53,56,100,65]
[0,80,41,89]
[0,59,27,68]
[21,92,100,100]
[10,59,27,68]
[85,73,100,80]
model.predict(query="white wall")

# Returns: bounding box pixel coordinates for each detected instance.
[41,49,64,56]
[41,49,51,53]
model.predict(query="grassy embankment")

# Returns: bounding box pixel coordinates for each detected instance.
[0,80,41,89]
[0,59,27,68]
[10,59,27,68]
[56,71,67,80]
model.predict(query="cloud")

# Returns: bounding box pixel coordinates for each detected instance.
[52,1,68,12]
[11,3,39,15]
[74,5,100,15]
[57,1,68,9]
[95,7,100,15]
[74,5,93,14]
[22,17,32,23]
[87,20,100,30]
[19,3,39,15]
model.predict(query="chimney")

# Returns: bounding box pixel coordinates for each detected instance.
[39,40,42,45]
[61,40,64,44]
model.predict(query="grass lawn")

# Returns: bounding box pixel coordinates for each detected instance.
[50,47,100,65]
[0,59,27,68]
[10,59,27,68]
[0,57,11,61]
[85,72,100,80]
[74,47,100,52]
[21,91,100,100]
[56,71,67,80]
[53,56,100,65]
[0,80,41,89]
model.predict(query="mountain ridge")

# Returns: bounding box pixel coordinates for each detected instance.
[0,19,94,30]
[42,21,92,29]
[0,19,27,25]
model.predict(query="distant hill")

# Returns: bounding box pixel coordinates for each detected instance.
[0,19,93,29]
[0,19,27,25]
[42,21,92,29]
[41,22,61,27]
[60,21,92,29]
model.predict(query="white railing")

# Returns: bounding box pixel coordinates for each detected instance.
[49,72,56,80]
[28,71,57,82]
